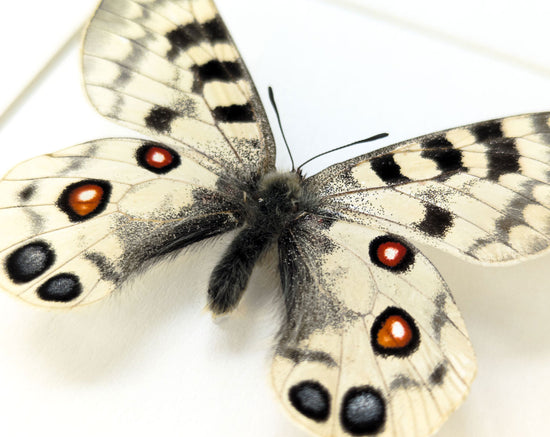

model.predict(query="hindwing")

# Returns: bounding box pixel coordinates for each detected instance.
[274,218,476,436]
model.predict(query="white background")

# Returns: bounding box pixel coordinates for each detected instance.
[0,0,549,436]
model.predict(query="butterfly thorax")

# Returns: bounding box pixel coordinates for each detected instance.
[208,171,317,315]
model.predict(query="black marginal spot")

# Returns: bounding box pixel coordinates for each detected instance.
[472,120,503,142]
[341,386,386,436]
[422,148,466,174]
[370,154,411,184]
[371,307,420,357]
[289,381,330,422]
[196,60,243,82]
[145,106,179,133]
[166,23,203,59]
[368,235,415,272]
[192,60,243,93]
[37,273,82,302]
[212,103,255,122]
[421,135,467,174]
[417,204,453,238]
[486,138,520,181]
[202,17,230,42]
[19,184,36,202]
[429,363,448,386]
[57,179,112,223]
[422,135,453,149]
[6,242,55,283]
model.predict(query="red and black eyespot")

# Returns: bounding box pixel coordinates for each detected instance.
[57,180,112,222]
[136,142,181,174]
[371,307,420,357]
[289,380,331,422]
[369,235,414,272]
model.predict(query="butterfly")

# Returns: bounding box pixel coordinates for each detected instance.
[0,0,549,436]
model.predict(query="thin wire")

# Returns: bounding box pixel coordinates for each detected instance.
[297,133,388,171]
[268,86,295,171]
[0,22,87,133]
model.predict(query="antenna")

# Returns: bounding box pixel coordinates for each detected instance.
[268,87,295,171]
[297,133,389,171]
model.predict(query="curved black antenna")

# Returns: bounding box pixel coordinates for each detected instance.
[297,133,389,171]
[268,86,295,171]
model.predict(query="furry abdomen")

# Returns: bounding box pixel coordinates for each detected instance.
[207,171,316,314]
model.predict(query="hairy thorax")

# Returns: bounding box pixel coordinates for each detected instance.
[208,171,318,314]
[244,171,312,234]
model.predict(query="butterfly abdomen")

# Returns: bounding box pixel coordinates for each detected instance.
[208,171,318,314]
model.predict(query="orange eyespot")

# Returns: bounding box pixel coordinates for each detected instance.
[68,184,104,216]
[376,242,407,267]
[371,307,420,357]
[58,180,112,222]
[136,143,180,174]
[144,146,174,169]
[369,236,414,272]
[376,315,414,349]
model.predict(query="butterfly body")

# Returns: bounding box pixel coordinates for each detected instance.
[208,169,317,314]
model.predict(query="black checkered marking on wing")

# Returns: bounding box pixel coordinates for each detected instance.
[421,135,468,174]
[166,16,229,61]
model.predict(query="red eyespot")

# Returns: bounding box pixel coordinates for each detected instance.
[371,307,420,357]
[144,146,174,169]
[57,180,112,222]
[68,184,104,217]
[376,315,414,349]
[376,242,407,267]
[136,143,181,174]
[369,236,414,272]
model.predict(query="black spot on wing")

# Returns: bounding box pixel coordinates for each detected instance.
[166,23,203,59]
[417,204,453,237]
[289,381,330,422]
[166,17,229,60]
[421,135,467,174]
[37,273,82,302]
[472,120,503,142]
[19,184,36,202]
[145,106,179,133]
[340,386,386,436]
[212,103,255,122]
[6,242,55,283]
[429,362,448,385]
[370,154,411,184]
[486,138,520,181]
[202,17,230,42]
[192,60,243,93]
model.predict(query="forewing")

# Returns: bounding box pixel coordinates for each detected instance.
[83,0,275,178]
[0,138,241,308]
[274,218,475,437]
[306,113,550,263]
